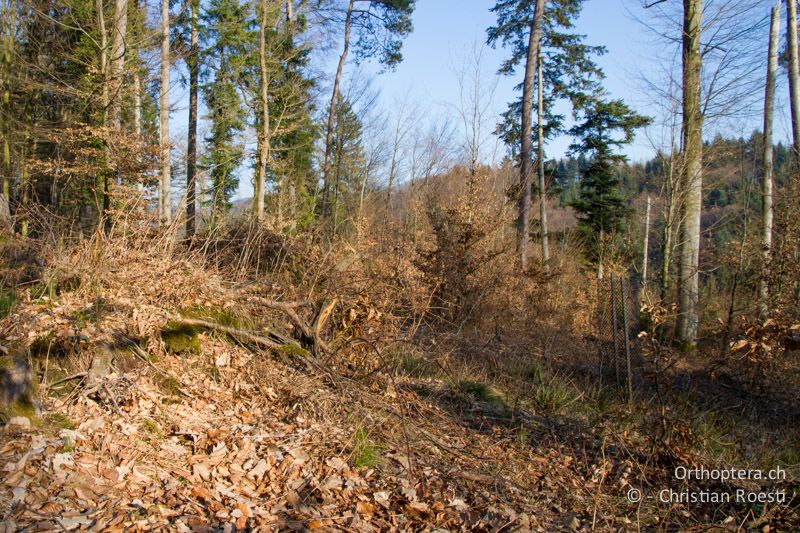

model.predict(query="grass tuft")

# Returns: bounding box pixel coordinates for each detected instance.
[351,427,382,469]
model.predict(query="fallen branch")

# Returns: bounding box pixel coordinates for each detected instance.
[172,317,286,350]
[245,296,332,354]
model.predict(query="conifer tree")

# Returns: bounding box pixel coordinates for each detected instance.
[201,0,252,223]
[488,0,604,268]
[568,97,650,276]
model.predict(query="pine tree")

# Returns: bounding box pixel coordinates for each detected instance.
[201,0,252,223]
[568,97,650,274]
[488,0,604,268]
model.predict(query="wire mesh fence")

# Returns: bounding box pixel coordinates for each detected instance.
[596,273,642,400]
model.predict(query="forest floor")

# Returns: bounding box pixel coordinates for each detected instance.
[0,233,798,531]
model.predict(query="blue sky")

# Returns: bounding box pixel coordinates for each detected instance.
[182,0,787,200]
[357,0,789,163]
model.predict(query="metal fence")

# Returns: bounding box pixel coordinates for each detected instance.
[596,273,642,400]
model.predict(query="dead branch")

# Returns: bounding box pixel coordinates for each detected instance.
[172,316,297,350]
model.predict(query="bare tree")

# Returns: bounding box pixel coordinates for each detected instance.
[676,0,703,348]
[159,0,171,223]
[760,2,780,316]
[536,51,549,267]
[254,0,272,223]
[787,0,800,158]
[109,0,129,130]
[321,0,354,218]
[450,42,499,219]
[186,0,199,236]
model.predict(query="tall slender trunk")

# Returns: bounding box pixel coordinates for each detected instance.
[760,3,780,318]
[1,0,14,223]
[787,0,800,160]
[159,0,171,223]
[109,0,128,130]
[536,49,549,268]
[255,0,270,222]
[321,0,354,218]
[676,0,703,349]
[643,195,651,286]
[97,0,108,127]
[186,0,198,237]
[282,0,296,229]
[132,1,143,192]
[518,0,545,270]
[96,0,110,230]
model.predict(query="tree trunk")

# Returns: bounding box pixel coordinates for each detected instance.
[536,49,549,268]
[643,195,651,286]
[1,1,14,214]
[109,0,128,130]
[518,0,545,270]
[97,0,108,128]
[676,0,703,349]
[255,0,270,223]
[321,0,354,218]
[787,0,800,160]
[186,0,198,237]
[761,3,779,318]
[132,0,143,192]
[96,0,110,231]
[159,0,171,223]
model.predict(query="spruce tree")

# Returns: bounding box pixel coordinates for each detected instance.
[201,0,253,222]
[568,97,650,272]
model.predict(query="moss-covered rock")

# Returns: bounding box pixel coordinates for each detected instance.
[161,322,202,356]
[1,354,39,424]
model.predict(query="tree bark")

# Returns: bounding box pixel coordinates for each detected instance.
[787,0,800,160]
[643,195,651,286]
[676,0,703,349]
[321,0,354,219]
[159,0,171,223]
[96,0,110,231]
[536,50,549,268]
[760,3,780,318]
[109,0,128,130]
[255,0,271,223]
[1,1,14,213]
[132,0,142,191]
[186,0,198,237]
[518,0,545,270]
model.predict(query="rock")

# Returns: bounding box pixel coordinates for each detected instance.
[6,416,30,428]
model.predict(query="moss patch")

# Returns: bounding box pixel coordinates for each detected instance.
[161,322,202,356]
[277,344,311,360]
[155,374,183,397]
[179,305,246,329]
[43,412,75,430]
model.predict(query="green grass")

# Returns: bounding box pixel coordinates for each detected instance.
[525,362,576,414]
[351,427,382,469]
[0,285,15,318]
[394,350,438,378]
[457,379,508,409]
